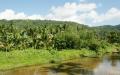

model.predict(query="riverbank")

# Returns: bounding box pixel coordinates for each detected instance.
[0,46,119,70]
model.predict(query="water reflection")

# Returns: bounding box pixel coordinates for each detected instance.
[0,55,120,75]
[94,55,120,75]
[47,62,94,75]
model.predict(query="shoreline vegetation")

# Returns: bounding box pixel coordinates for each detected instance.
[0,45,119,70]
[0,20,120,70]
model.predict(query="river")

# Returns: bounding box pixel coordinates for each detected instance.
[0,54,120,75]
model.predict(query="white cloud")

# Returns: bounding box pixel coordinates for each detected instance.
[0,9,26,20]
[47,2,97,24]
[0,9,43,20]
[49,2,120,25]
[51,2,97,16]
[0,2,120,26]
[90,8,120,23]
[28,15,44,20]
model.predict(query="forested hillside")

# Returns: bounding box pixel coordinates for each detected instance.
[95,24,120,31]
[0,20,120,52]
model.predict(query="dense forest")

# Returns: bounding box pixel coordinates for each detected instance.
[0,20,120,53]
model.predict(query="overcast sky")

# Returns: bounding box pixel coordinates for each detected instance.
[0,0,120,26]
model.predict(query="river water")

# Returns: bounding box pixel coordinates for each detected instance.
[0,54,120,75]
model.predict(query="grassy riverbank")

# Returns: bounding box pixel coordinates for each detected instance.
[0,45,119,70]
[0,48,96,70]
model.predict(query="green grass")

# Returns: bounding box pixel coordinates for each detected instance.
[0,49,52,70]
[0,46,118,70]
[0,48,97,70]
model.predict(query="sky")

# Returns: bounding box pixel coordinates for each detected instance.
[0,0,120,26]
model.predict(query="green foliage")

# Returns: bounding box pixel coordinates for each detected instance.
[0,20,120,53]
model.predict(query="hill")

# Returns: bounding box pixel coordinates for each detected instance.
[0,20,120,52]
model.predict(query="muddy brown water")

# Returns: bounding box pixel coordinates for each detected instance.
[0,54,120,75]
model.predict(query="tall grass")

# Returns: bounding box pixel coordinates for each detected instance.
[0,46,118,70]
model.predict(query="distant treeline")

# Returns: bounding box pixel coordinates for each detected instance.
[0,20,120,52]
